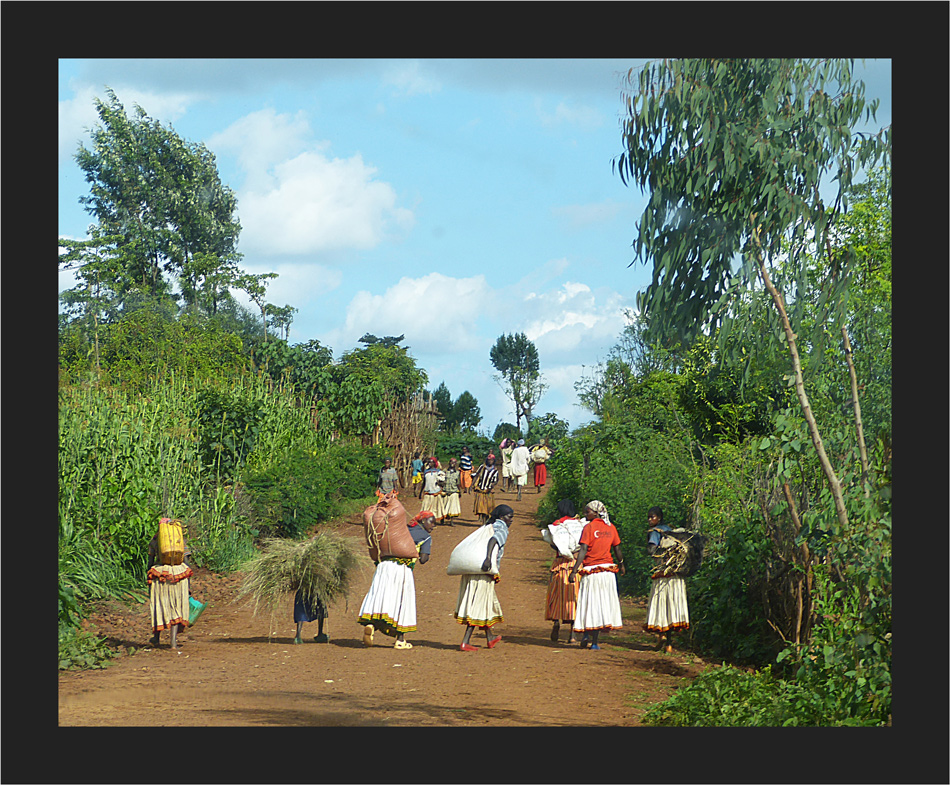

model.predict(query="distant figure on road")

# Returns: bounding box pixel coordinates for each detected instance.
[509,439,531,502]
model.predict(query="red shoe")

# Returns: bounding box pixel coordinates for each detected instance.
[487,635,502,649]
[460,643,478,652]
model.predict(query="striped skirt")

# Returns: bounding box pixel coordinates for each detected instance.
[544,555,578,622]
[472,488,494,517]
[442,491,461,520]
[147,563,193,632]
[454,574,504,628]
[573,566,623,633]
[357,559,417,637]
[643,576,689,633]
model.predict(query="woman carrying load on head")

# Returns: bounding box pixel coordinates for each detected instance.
[456,504,513,651]
[568,500,625,651]
[643,506,689,653]
[470,453,500,524]
[146,520,194,650]
[358,510,436,650]
[544,499,580,644]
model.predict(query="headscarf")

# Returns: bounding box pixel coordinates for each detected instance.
[586,500,612,526]
[517,439,525,446]
[487,453,495,462]
[499,438,510,449]
[408,511,435,528]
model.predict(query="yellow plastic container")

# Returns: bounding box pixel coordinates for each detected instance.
[158,518,185,565]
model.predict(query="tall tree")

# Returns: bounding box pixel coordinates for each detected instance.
[615,58,890,530]
[489,332,547,433]
[74,88,242,310]
[452,390,482,433]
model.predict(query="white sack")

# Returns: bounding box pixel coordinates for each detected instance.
[543,518,586,558]
[447,523,500,575]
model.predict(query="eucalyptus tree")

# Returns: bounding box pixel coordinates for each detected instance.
[489,332,547,433]
[74,88,242,310]
[615,58,890,529]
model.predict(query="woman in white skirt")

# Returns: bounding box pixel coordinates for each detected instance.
[358,511,435,650]
[456,505,513,651]
[568,500,625,650]
[440,458,462,525]
[643,506,689,653]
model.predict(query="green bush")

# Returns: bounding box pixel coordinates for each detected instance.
[687,515,776,663]
[242,441,386,539]
[642,665,830,726]
[59,624,119,671]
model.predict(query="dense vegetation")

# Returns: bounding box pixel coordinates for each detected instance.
[540,58,891,725]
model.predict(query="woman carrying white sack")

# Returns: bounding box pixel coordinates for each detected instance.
[454,504,513,651]
[568,500,625,650]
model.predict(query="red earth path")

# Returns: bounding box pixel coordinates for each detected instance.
[58,485,712,728]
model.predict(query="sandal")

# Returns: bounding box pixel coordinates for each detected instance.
[580,635,591,650]
[394,640,412,649]
[550,623,560,642]
[362,624,375,646]
[293,636,303,645]
[460,643,478,652]
[487,635,502,649]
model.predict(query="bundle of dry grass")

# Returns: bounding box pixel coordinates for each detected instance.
[236,531,370,621]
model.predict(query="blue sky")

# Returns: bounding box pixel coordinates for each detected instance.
[58,58,891,435]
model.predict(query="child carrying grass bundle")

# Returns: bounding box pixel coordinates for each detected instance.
[236,531,369,643]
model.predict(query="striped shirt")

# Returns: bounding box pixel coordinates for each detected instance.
[472,463,499,491]
[459,453,473,472]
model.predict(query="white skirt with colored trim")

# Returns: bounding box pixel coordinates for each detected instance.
[573,568,623,632]
[357,560,417,636]
[454,573,504,628]
[644,576,689,632]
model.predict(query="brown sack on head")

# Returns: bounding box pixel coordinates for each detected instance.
[363,492,417,561]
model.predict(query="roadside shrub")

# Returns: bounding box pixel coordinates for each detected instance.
[242,441,386,539]
[59,625,119,671]
[642,665,828,726]
[687,514,776,663]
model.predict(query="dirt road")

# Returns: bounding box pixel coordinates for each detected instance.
[58,485,711,727]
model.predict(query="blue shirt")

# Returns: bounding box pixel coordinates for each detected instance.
[648,523,671,548]
[410,522,432,556]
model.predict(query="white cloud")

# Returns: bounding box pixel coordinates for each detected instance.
[208,108,414,257]
[335,272,493,353]
[519,281,631,361]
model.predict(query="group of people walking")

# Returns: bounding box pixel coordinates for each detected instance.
[147,454,689,658]
[387,440,553,528]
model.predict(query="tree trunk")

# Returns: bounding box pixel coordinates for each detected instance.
[841,324,870,495]
[753,230,850,532]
